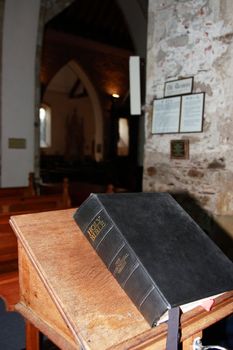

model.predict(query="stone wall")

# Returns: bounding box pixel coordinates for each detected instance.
[143,0,233,216]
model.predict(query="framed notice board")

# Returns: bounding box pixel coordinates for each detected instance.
[152,93,204,134]
[180,93,204,132]
[152,97,181,134]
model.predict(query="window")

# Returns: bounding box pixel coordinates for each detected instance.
[117,118,129,156]
[39,104,51,148]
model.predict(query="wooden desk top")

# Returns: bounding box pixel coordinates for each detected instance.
[10,209,150,349]
[10,209,233,350]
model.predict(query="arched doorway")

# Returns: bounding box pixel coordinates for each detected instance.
[37,0,147,193]
[41,60,103,165]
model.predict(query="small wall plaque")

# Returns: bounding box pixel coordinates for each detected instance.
[8,138,26,149]
[170,139,189,159]
[164,77,193,97]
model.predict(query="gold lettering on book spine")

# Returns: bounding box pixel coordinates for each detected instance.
[87,215,106,242]
[114,253,129,275]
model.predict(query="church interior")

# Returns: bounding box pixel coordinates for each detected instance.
[0,0,232,349]
[39,0,144,203]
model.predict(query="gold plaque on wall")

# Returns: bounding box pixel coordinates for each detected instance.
[8,138,26,149]
[170,139,189,159]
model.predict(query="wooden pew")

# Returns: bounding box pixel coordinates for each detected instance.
[0,271,19,311]
[0,195,71,274]
[0,216,22,320]
[68,181,106,206]
[0,177,71,272]
[0,172,35,199]
[0,214,18,274]
[39,177,69,195]
[0,177,71,214]
[1,194,69,213]
[0,178,71,318]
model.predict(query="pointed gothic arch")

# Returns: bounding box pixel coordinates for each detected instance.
[42,59,103,161]
[66,60,103,161]
[37,1,103,166]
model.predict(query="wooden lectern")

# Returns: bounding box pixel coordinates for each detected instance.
[10,209,233,350]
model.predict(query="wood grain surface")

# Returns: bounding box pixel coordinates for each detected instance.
[10,209,149,350]
[10,209,233,350]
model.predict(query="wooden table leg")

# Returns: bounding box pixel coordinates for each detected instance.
[182,331,202,350]
[26,320,40,350]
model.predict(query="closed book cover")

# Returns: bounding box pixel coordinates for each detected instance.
[73,192,233,326]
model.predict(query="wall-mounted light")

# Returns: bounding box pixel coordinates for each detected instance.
[112,93,120,98]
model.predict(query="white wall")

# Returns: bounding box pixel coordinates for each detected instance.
[1,0,40,186]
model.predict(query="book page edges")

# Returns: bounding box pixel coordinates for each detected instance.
[156,293,223,325]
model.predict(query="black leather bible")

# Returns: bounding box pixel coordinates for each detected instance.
[73,192,233,327]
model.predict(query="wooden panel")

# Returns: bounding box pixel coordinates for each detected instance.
[110,292,233,349]
[10,209,149,350]
[0,179,70,275]
[0,216,18,265]
[17,303,78,350]
[10,209,233,350]
[0,271,19,311]
[16,241,78,350]
[25,321,40,350]
[0,195,68,214]
[183,332,202,350]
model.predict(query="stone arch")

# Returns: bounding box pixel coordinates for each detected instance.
[43,59,103,161]
[35,0,147,168]
[67,60,103,161]
[36,0,103,166]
